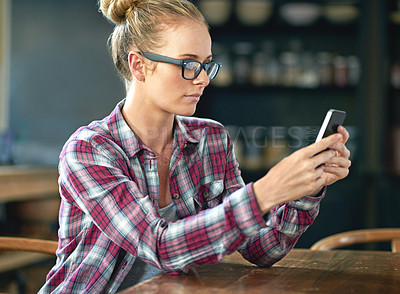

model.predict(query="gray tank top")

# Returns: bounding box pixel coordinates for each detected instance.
[117,203,179,291]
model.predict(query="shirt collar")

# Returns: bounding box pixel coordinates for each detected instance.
[106,99,144,157]
[174,116,202,150]
[107,99,201,157]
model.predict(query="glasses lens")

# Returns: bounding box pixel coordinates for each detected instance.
[183,61,221,80]
[207,63,219,80]
[184,61,202,80]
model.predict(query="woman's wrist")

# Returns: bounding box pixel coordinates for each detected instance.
[252,180,279,215]
[307,187,325,198]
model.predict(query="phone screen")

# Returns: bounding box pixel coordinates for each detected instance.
[315,109,346,142]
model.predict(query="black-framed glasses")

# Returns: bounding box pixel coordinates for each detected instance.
[123,52,222,81]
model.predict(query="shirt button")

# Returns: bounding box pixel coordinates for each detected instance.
[203,191,209,197]
[173,193,180,199]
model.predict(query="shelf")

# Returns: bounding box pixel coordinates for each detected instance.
[209,85,357,92]
[0,166,59,203]
[198,0,361,39]
[210,20,359,38]
[196,0,398,232]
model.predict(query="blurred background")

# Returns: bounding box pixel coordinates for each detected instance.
[0,0,400,292]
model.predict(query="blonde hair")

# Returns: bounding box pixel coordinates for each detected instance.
[99,0,208,82]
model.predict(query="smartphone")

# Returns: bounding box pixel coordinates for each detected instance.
[315,109,346,142]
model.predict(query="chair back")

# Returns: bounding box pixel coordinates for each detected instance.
[0,237,58,255]
[311,228,400,252]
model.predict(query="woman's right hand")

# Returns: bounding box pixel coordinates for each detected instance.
[253,133,345,215]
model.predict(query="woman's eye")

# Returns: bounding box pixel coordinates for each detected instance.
[186,62,198,70]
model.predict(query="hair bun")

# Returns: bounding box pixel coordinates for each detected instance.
[99,0,140,25]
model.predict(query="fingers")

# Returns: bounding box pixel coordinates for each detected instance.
[305,133,342,158]
[337,126,350,143]
[329,141,351,159]
[323,164,350,180]
[325,156,352,169]
[312,149,337,168]
[305,126,350,158]
[312,141,351,172]
[321,147,352,185]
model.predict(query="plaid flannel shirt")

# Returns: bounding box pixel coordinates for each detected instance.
[40,99,324,293]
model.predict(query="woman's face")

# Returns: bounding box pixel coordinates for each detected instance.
[143,20,212,117]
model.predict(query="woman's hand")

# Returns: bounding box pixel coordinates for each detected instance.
[253,126,351,215]
[318,126,351,187]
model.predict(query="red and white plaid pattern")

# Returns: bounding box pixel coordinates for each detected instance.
[40,99,324,293]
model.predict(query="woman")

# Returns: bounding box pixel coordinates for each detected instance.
[40,0,351,292]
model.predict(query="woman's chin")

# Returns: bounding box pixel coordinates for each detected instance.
[176,106,197,117]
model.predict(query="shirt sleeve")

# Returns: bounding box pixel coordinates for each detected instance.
[59,137,266,274]
[221,131,325,267]
[238,187,324,267]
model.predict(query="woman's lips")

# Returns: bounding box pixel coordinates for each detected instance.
[184,94,202,102]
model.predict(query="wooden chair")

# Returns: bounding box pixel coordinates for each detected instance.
[310,228,400,252]
[0,236,58,255]
[0,237,58,292]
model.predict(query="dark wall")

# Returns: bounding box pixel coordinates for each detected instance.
[9,0,124,164]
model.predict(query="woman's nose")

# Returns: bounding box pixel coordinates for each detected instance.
[194,67,210,87]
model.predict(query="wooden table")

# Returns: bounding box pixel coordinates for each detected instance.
[0,165,58,202]
[121,249,400,294]
[0,166,59,273]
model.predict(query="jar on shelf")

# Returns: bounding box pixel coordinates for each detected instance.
[251,41,281,87]
[233,42,254,85]
[212,43,234,87]
[298,52,319,88]
[333,55,348,87]
[251,50,268,87]
[316,52,334,86]
[279,40,303,87]
[347,55,361,86]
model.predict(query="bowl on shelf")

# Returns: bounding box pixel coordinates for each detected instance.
[236,0,273,26]
[198,0,232,26]
[279,2,322,26]
[323,4,359,25]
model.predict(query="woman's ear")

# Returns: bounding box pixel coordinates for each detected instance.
[127,51,145,82]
